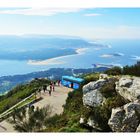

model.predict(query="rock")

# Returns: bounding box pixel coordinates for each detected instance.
[116,76,140,101]
[87,117,102,131]
[79,117,85,124]
[83,79,107,94]
[108,101,140,132]
[83,89,103,107]
[83,79,107,107]
[118,78,133,88]
[136,124,140,132]
[99,74,108,79]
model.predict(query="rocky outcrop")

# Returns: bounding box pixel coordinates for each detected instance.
[79,116,102,131]
[86,117,102,131]
[116,76,140,102]
[136,124,140,132]
[83,79,107,107]
[108,100,140,132]
[83,89,103,107]
[82,74,140,132]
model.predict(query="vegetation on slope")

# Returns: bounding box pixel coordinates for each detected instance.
[44,73,127,132]
[8,72,127,132]
[6,64,140,132]
[105,63,140,76]
[8,105,51,132]
[45,73,101,132]
[0,78,50,115]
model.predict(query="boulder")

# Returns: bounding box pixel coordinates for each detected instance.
[99,74,108,79]
[83,79,107,94]
[79,117,85,124]
[87,117,102,131]
[83,89,103,107]
[83,79,107,107]
[116,76,140,101]
[79,116,102,131]
[108,101,140,132]
[136,124,140,132]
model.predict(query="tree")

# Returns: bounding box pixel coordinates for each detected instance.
[8,105,52,132]
[105,66,122,75]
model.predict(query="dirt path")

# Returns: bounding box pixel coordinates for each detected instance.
[33,86,73,115]
[0,86,72,132]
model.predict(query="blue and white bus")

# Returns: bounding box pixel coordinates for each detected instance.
[61,76,84,89]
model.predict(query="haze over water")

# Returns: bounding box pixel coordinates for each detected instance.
[0,38,139,77]
[0,8,140,76]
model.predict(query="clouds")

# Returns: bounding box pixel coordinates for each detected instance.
[0,8,82,16]
[131,56,140,61]
[0,7,140,39]
[0,0,139,8]
[0,7,102,17]
[84,13,102,16]
[80,26,140,39]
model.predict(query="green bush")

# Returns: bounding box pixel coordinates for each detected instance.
[0,78,50,114]
[83,73,99,84]
[123,64,140,76]
[105,67,122,75]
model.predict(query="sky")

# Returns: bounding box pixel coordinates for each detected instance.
[0,0,140,39]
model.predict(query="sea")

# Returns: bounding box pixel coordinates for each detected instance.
[0,39,140,77]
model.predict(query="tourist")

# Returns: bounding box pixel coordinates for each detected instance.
[38,87,41,93]
[58,80,61,86]
[50,84,52,91]
[49,90,51,96]
[43,85,47,92]
[54,81,56,86]
[52,83,55,91]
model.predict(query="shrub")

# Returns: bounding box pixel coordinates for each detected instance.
[0,78,50,114]
[105,67,122,75]
[123,64,140,76]
[83,73,99,84]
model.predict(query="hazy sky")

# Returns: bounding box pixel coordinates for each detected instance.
[0,7,140,39]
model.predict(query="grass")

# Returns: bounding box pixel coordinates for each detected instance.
[15,95,35,108]
[0,78,50,115]
[0,94,36,120]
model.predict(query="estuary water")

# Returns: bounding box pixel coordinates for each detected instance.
[0,39,140,76]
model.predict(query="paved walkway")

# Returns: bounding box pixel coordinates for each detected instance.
[0,86,73,132]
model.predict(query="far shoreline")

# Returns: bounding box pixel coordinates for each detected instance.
[27,48,89,66]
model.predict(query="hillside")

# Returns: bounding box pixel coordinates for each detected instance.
[0,78,51,116]
[0,67,108,94]
[0,64,140,132]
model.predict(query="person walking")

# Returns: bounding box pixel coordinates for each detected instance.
[49,90,51,96]
[43,85,47,93]
[38,87,41,93]
[58,80,61,86]
[48,84,52,95]
[54,81,56,86]
[52,82,55,91]
[50,84,52,91]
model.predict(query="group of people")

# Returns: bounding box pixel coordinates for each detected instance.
[37,80,61,96]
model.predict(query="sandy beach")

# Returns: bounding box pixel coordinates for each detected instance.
[27,48,88,66]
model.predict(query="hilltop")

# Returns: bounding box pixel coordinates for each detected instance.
[0,67,108,94]
[0,63,140,132]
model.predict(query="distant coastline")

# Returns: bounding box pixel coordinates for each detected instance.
[27,48,88,66]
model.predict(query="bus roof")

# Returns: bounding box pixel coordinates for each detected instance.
[62,76,84,83]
